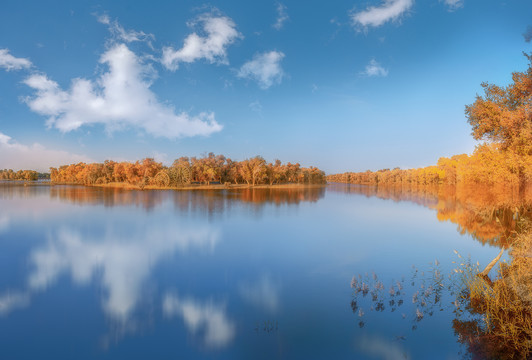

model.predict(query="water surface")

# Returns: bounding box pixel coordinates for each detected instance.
[0,183,521,359]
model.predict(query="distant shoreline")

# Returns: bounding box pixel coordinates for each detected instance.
[1,180,326,191]
[92,182,327,191]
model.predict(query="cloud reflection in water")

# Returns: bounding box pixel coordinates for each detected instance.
[0,291,30,316]
[0,214,9,233]
[356,334,411,360]
[163,293,236,348]
[27,225,220,321]
[239,274,280,313]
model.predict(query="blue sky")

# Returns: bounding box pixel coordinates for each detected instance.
[0,0,531,173]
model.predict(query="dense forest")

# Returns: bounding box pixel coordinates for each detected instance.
[328,53,532,187]
[49,154,326,187]
[0,169,43,181]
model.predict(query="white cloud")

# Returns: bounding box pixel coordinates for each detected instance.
[96,13,155,44]
[351,0,414,29]
[23,44,223,138]
[0,49,32,71]
[0,131,93,172]
[273,3,289,30]
[361,59,389,77]
[163,294,235,348]
[97,13,111,25]
[162,13,241,71]
[442,0,463,11]
[237,51,285,89]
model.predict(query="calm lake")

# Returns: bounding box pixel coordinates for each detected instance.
[0,183,520,359]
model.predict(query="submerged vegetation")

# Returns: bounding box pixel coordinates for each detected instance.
[49,153,326,188]
[342,184,532,358]
[351,242,532,359]
[350,261,446,332]
[453,231,532,359]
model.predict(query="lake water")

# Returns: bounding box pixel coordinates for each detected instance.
[0,183,520,359]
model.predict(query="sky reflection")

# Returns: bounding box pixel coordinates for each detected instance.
[0,183,523,359]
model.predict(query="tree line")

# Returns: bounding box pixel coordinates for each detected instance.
[327,146,532,186]
[49,153,326,187]
[0,169,43,181]
[329,53,532,188]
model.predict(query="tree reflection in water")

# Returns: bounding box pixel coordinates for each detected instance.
[47,185,326,213]
[338,184,532,359]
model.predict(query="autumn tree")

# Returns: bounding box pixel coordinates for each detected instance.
[466,53,532,185]
[272,159,287,184]
[221,158,236,184]
[239,156,266,186]
[170,157,191,185]
[285,162,301,183]
[466,53,532,154]
[113,162,127,183]
[140,158,163,179]
[102,160,116,183]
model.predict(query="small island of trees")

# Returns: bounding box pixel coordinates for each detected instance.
[0,169,48,181]
[49,153,326,188]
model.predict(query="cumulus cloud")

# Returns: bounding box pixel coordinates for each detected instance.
[0,49,32,71]
[163,294,235,348]
[441,0,463,11]
[0,132,93,172]
[360,59,388,77]
[162,13,241,71]
[351,0,414,29]
[237,51,285,89]
[96,13,155,44]
[273,3,289,30]
[23,44,222,138]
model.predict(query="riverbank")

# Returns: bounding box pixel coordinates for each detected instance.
[94,182,327,191]
[455,224,532,359]
[3,180,326,191]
